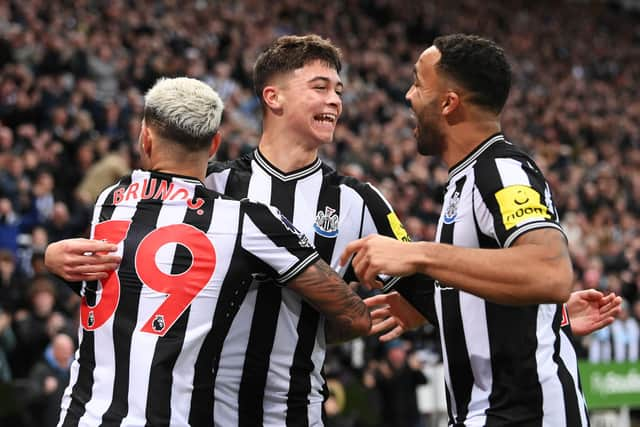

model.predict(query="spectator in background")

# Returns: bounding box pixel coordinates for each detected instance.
[74,143,131,205]
[0,198,20,255]
[10,276,73,379]
[0,249,25,312]
[0,305,16,383]
[365,340,427,427]
[611,299,639,362]
[26,333,74,427]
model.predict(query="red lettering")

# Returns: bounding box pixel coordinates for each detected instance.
[136,224,216,335]
[81,220,132,330]
[113,188,125,205]
[124,182,140,201]
[170,188,189,201]
[141,178,157,199]
[187,198,205,210]
[154,181,173,200]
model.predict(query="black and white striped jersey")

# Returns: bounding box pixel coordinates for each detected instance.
[58,169,320,427]
[435,134,588,427]
[204,149,417,426]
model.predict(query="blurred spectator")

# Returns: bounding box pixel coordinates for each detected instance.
[611,299,639,362]
[0,306,15,383]
[74,145,131,205]
[10,276,73,378]
[0,0,639,424]
[25,333,74,427]
[0,249,25,312]
[365,340,427,427]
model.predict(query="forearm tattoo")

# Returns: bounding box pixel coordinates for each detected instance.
[291,260,370,344]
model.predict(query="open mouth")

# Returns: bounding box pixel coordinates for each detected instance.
[313,113,337,125]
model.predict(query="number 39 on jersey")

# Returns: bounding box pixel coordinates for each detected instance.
[80,219,217,336]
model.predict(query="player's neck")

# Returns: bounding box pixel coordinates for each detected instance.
[258,130,319,173]
[148,154,208,182]
[443,120,501,168]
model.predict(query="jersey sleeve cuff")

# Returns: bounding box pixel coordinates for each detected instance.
[275,252,322,285]
[503,221,566,248]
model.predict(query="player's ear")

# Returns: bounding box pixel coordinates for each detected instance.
[140,124,153,158]
[262,86,283,113]
[442,91,460,116]
[208,132,222,157]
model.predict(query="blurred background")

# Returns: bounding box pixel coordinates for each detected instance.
[0,0,639,426]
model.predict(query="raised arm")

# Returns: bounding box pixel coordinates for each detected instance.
[288,259,371,344]
[45,238,121,282]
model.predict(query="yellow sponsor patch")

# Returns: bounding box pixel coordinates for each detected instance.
[387,212,411,242]
[495,185,550,230]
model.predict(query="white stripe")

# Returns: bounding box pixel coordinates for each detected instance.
[494,157,530,187]
[459,291,490,424]
[331,185,364,273]
[433,286,458,418]
[248,159,272,203]
[559,328,589,426]
[204,167,231,193]
[536,304,566,427]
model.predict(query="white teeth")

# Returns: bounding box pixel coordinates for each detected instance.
[317,113,336,122]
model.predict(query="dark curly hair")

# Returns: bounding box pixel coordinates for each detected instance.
[433,34,511,114]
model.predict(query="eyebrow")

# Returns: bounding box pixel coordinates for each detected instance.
[308,76,344,89]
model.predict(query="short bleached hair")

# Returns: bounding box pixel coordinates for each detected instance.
[144,77,224,151]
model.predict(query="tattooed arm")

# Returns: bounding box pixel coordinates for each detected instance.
[289,259,371,344]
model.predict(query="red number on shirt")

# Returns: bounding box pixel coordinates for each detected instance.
[80,222,216,336]
[136,223,216,336]
[81,219,132,331]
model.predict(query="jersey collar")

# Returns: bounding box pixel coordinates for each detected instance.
[253,148,322,182]
[447,133,505,181]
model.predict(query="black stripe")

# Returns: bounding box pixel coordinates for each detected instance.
[238,284,281,427]
[286,302,317,427]
[100,179,166,426]
[189,201,254,426]
[484,304,542,426]
[237,178,296,426]
[551,306,583,427]
[145,185,216,427]
[223,162,252,200]
[473,156,508,245]
[62,183,123,427]
[439,176,474,424]
[61,331,95,427]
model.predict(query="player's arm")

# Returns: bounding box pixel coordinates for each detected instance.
[341,227,571,305]
[342,179,434,324]
[288,259,371,344]
[45,238,121,282]
[242,200,370,344]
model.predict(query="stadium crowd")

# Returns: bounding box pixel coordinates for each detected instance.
[0,0,639,425]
